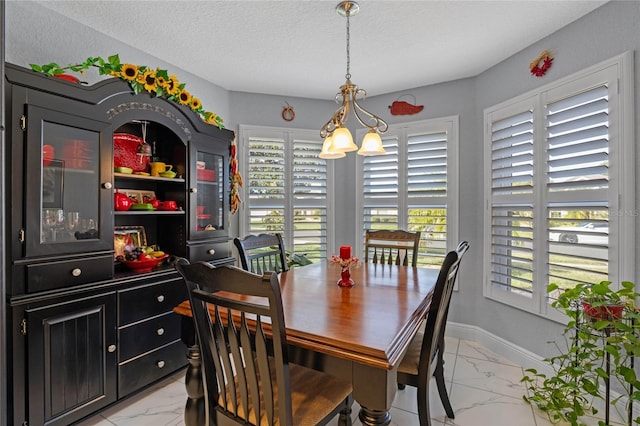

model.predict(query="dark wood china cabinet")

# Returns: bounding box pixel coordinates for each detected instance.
[4,63,235,425]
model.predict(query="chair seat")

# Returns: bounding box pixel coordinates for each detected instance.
[220,359,352,425]
[398,321,426,376]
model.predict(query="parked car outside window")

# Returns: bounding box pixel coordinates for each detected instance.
[549,222,608,245]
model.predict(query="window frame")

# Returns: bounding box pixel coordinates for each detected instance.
[238,125,337,260]
[355,116,460,264]
[483,51,635,320]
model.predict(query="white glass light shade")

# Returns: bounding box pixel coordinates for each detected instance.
[331,127,358,152]
[319,135,345,159]
[357,130,386,156]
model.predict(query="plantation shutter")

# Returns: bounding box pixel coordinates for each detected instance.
[242,128,329,262]
[488,107,535,297]
[247,136,286,233]
[358,118,458,267]
[292,138,327,261]
[362,133,399,230]
[546,84,610,289]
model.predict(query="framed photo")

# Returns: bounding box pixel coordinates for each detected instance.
[114,226,147,259]
[118,189,142,204]
[43,159,64,208]
[139,190,156,204]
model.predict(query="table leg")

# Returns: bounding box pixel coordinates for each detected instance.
[184,345,206,426]
[353,363,397,426]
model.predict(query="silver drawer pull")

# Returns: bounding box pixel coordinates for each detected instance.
[71,268,82,277]
[207,249,216,255]
[157,295,165,303]
[157,328,165,336]
[108,345,116,353]
[157,360,165,368]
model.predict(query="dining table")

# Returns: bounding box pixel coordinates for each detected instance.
[173,260,439,426]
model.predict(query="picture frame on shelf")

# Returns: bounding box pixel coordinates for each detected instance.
[118,189,142,204]
[139,190,156,204]
[114,226,147,260]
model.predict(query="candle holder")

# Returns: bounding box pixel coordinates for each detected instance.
[330,254,361,288]
[339,265,355,288]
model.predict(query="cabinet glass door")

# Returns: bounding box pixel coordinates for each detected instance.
[195,150,224,234]
[25,105,112,257]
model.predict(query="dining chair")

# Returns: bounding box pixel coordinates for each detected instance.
[234,233,289,274]
[364,229,422,267]
[396,240,469,426]
[175,259,353,426]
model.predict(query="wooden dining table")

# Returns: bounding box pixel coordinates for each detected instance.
[174,260,439,426]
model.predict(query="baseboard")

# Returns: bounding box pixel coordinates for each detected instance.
[445,321,552,374]
[445,322,637,420]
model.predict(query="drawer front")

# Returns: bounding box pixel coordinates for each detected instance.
[118,278,187,325]
[26,255,113,293]
[119,311,182,360]
[187,240,230,262]
[118,340,186,397]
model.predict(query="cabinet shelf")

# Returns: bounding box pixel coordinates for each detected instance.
[114,210,185,216]
[114,172,185,183]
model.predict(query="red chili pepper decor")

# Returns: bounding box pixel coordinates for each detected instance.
[530,50,554,77]
[389,94,424,115]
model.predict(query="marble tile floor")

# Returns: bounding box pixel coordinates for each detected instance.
[75,337,622,426]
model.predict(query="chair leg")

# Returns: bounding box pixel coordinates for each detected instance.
[416,379,432,426]
[433,349,454,419]
[337,395,353,426]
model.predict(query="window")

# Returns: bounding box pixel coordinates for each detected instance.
[356,117,460,267]
[483,52,634,319]
[239,126,335,262]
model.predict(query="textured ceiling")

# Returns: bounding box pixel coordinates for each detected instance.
[34,0,608,99]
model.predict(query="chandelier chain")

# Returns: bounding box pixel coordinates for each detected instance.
[345,9,351,80]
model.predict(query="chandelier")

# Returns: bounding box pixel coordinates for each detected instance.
[319,1,388,159]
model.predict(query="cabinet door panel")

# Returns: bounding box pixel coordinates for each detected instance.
[27,293,117,426]
[189,135,229,240]
[24,104,113,258]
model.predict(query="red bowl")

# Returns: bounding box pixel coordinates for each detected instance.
[121,254,169,273]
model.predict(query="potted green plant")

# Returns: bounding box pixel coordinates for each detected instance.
[522,280,640,426]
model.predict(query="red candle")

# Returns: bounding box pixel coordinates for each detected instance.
[339,245,351,260]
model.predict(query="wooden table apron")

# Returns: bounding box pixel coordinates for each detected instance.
[174,261,438,426]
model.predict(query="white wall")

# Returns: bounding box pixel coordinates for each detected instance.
[5,0,639,359]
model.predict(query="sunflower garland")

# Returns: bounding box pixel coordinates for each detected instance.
[30,54,224,128]
[30,54,243,213]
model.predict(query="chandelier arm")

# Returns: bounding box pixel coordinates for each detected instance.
[351,92,389,133]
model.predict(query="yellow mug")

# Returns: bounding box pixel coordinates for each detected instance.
[150,162,173,177]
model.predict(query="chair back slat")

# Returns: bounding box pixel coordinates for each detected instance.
[175,260,293,425]
[235,233,289,274]
[365,229,422,267]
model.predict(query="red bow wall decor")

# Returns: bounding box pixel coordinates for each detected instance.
[389,94,424,116]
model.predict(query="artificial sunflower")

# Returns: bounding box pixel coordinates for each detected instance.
[164,75,180,96]
[178,90,192,105]
[140,69,157,92]
[120,64,138,81]
[190,97,202,110]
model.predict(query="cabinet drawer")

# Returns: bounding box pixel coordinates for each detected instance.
[119,278,186,325]
[118,340,186,397]
[119,311,182,360]
[26,255,113,293]
[187,240,230,262]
